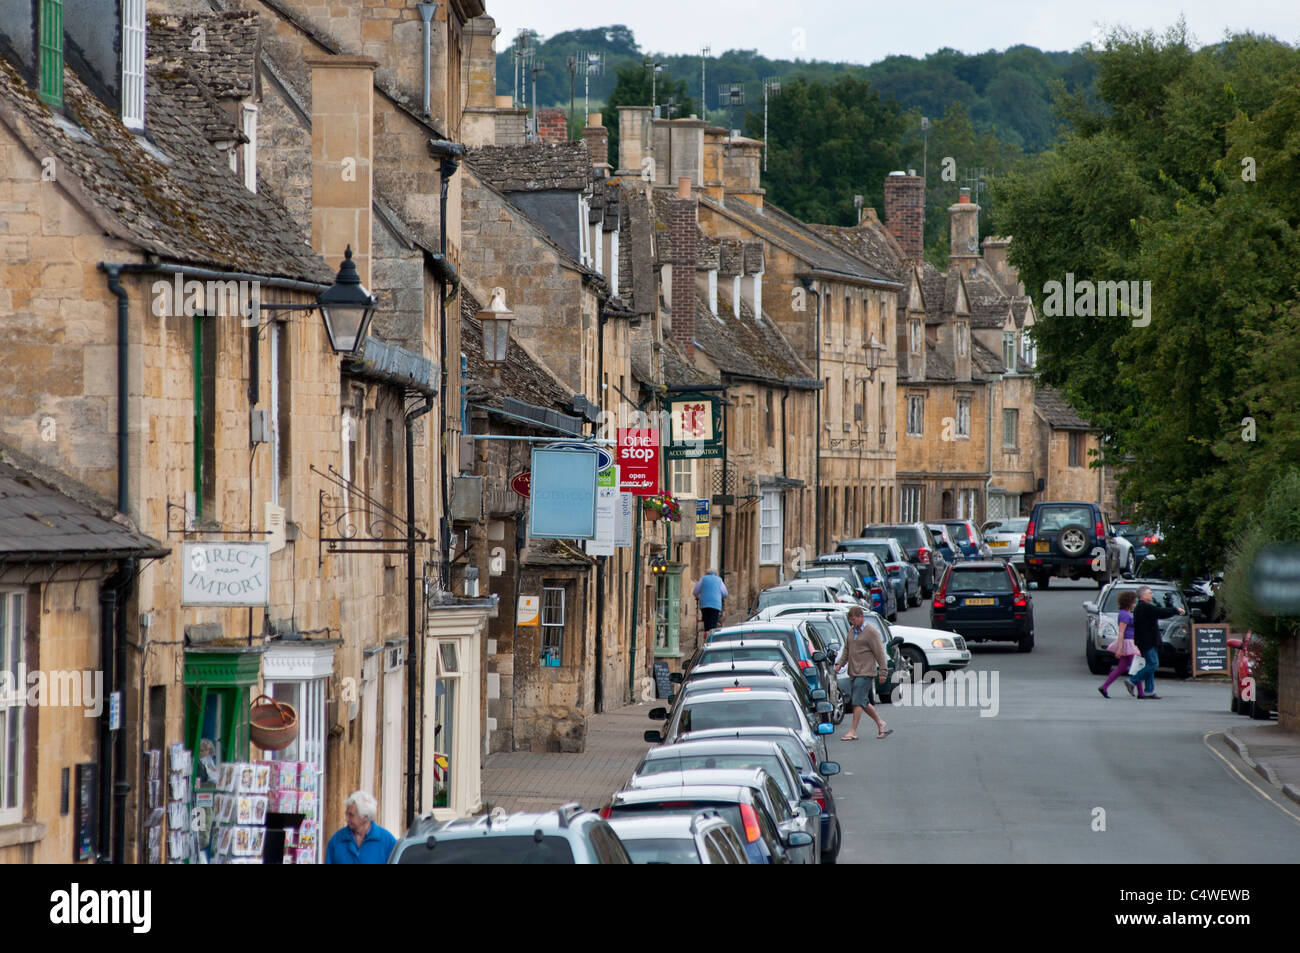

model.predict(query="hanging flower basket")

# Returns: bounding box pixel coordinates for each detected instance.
[642,493,682,522]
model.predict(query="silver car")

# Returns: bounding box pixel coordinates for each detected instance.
[1083,580,1192,678]
[981,517,1029,565]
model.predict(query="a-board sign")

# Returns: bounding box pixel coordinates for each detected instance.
[1192,624,1231,676]
[652,660,672,699]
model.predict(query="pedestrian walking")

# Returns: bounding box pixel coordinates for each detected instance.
[325,790,396,864]
[1098,589,1138,697]
[692,568,728,632]
[1126,586,1186,699]
[834,606,892,740]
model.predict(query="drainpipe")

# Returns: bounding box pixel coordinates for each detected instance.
[417,4,438,117]
[800,278,822,553]
[405,395,434,830]
[100,265,130,515]
[111,557,135,863]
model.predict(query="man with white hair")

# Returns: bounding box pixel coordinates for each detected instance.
[325,790,396,864]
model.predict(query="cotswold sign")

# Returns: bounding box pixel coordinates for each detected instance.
[181,542,271,606]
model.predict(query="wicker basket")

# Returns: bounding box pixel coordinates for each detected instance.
[249,694,299,751]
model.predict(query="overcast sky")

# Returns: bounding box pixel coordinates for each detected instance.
[485,0,1298,62]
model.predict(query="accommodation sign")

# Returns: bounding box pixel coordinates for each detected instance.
[181,542,271,606]
[666,393,723,459]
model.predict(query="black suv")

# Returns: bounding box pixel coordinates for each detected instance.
[1024,501,1119,589]
[856,523,947,597]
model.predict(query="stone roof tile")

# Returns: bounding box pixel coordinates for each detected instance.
[466,140,593,192]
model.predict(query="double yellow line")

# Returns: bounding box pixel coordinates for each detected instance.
[1202,730,1300,824]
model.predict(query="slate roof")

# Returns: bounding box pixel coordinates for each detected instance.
[631,338,717,390]
[692,290,816,386]
[971,337,1005,377]
[807,216,907,283]
[147,11,261,100]
[152,60,245,145]
[0,56,330,281]
[966,269,1015,329]
[460,289,574,413]
[920,263,947,324]
[0,454,166,561]
[704,196,898,285]
[1035,385,1094,430]
[466,141,593,192]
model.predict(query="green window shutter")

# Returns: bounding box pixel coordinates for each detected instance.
[38,0,63,109]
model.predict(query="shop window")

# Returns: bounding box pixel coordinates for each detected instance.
[263,645,332,863]
[0,591,27,825]
[654,567,682,657]
[759,490,782,565]
[541,586,565,665]
[431,642,459,809]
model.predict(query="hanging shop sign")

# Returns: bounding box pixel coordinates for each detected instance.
[182,542,271,607]
[695,499,711,538]
[585,466,618,556]
[529,447,598,539]
[617,428,661,495]
[666,393,724,459]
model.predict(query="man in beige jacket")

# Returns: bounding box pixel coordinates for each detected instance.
[834,606,893,740]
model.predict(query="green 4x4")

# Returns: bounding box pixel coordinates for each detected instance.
[1024,501,1120,589]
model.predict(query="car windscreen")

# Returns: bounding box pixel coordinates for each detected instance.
[989,518,1028,534]
[680,698,801,733]
[397,835,576,864]
[620,837,702,864]
[947,568,1013,592]
[698,646,785,667]
[1036,506,1092,531]
[865,527,923,549]
[945,523,973,542]
[804,620,838,649]
[756,588,830,610]
[837,544,895,564]
[608,802,745,841]
[795,567,859,587]
[639,754,793,798]
[709,630,801,660]
[1101,588,1185,612]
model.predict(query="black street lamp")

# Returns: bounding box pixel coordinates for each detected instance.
[316,246,379,355]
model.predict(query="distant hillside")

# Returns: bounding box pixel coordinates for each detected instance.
[496,26,1096,153]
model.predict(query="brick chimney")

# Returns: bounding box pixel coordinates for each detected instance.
[582,112,611,174]
[537,108,568,144]
[308,55,377,287]
[669,177,697,358]
[883,170,925,263]
[949,187,981,270]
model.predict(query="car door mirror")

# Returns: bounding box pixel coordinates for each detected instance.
[889,636,905,648]
[811,651,827,663]
[816,701,833,714]
[647,707,668,721]
[668,671,682,684]
[819,761,841,776]
[816,721,834,735]
[809,689,827,701]
[784,831,814,848]
[643,729,662,743]
[1082,601,1097,613]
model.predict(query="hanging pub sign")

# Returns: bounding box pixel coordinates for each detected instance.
[181,542,271,607]
[666,393,724,459]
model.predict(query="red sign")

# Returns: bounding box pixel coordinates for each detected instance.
[616,428,660,496]
[510,470,531,498]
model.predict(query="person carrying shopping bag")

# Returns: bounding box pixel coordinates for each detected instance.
[1098,589,1138,697]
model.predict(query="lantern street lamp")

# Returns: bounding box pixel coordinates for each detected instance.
[864,334,886,378]
[478,286,515,366]
[317,245,379,355]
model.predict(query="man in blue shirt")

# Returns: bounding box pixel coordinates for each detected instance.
[692,569,728,632]
[325,790,396,864]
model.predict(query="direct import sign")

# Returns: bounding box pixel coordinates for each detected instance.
[616,428,660,496]
[529,447,598,539]
[182,542,270,606]
[1192,624,1231,676]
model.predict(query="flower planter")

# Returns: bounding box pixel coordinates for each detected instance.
[644,508,662,522]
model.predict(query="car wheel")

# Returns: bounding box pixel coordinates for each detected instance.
[822,819,841,864]
[1250,697,1271,720]
[831,690,846,725]
[1056,525,1089,558]
[1173,656,1191,680]
[1038,573,1050,589]
[901,646,926,675]
[1017,629,1035,653]
[1125,552,1135,576]
[1086,639,1110,676]
[909,589,921,607]
[888,608,898,622]
[1230,690,1239,714]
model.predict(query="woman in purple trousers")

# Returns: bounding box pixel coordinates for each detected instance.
[1099,589,1138,697]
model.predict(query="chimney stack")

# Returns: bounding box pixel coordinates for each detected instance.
[670,177,697,358]
[949,187,981,267]
[536,108,568,144]
[883,170,925,263]
[308,55,377,287]
[582,113,611,174]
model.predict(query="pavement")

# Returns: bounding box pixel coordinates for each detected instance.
[1224,723,1300,807]
[480,702,655,814]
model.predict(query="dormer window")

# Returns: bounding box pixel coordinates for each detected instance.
[38,0,64,108]
[121,0,146,128]
[1003,330,1017,371]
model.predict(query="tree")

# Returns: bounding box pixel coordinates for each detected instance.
[605,61,696,168]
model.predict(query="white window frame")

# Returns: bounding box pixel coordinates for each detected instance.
[670,459,697,499]
[263,643,333,864]
[956,397,971,438]
[906,395,924,437]
[121,0,146,130]
[541,587,565,660]
[901,486,922,522]
[0,590,26,826]
[241,103,258,193]
[1003,331,1017,372]
[759,489,783,566]
[381,644,405,832]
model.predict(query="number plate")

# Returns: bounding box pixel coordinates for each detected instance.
[989,540,1008,548]
[1035,541,1050,553]
[964,598,995,606]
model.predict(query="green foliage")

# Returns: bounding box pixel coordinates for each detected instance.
[992,23,1300,575]
[743,76,905,225]
[1220,469,1300,686]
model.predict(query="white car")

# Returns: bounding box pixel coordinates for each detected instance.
[981,517,1028,564]
[756,605,971,675]
[1112,533,1136,576]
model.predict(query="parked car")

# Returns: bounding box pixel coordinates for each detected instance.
[687,639,803,678]
[926,523,961,565]
[939,519,993,561]
[930,561,1035,652]
[606,811,750,864]
[645,687,835,766]
[797,558,897,620]
[390,803,630,864]
[600,775,810,865]
[670,728,842,863]
[659,668,834,725]
[1112,520,1163,572]
[751,600,850,623]
[1082,579,1194,678]
[980,517,1028,566]
[630,739,836,860]
[752,581,847,615]
[1024,501,1120,588]
[1228,631,1277,720]
[823,543,921,608]
[701,622,836,699]
[856,523,949,597]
